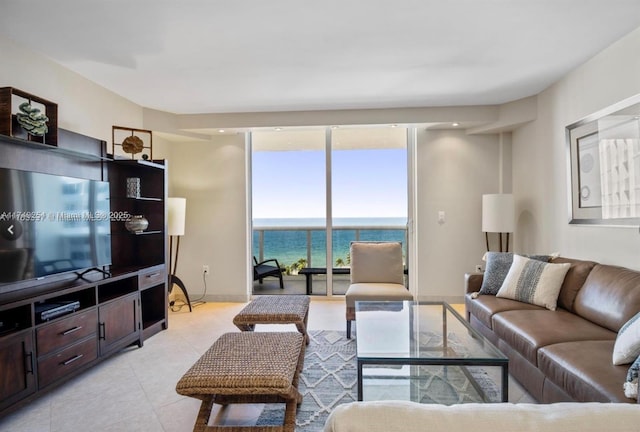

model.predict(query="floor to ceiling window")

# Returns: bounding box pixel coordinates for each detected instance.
[330,127,408,294]
[251,130,328,293]
[251,126,408,296]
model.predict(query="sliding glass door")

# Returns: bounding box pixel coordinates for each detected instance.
[251,130,328,294]
[330,127,408,294]
[251,126,408,296]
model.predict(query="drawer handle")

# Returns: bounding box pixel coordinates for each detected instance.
[61,326,83,336]
[25,351,34,375]
[61,354,84,366]
[99,322,105,340]
[145,272,160,279]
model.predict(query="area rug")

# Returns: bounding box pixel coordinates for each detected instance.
[256,330,500,431]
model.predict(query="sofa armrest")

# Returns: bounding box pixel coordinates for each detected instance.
[465,272,484,294]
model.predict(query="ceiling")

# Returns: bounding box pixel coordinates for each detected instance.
[1,0,640,115]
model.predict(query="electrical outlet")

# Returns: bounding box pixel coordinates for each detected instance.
[203,265,210,275]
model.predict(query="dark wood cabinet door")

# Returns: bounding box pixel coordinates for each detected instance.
[98,292,140,355]
[0,330,36,410]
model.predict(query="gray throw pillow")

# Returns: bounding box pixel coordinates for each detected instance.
[624,354,640,399]
[479,252,551,295]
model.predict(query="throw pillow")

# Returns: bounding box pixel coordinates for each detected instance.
[613,312,640,365]
[624,354,640,399]
[496,255,571,310]
[479,252,551,295]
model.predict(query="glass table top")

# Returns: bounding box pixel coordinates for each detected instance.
[355,301,507,363]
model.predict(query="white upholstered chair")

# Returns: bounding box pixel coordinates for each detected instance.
[344,241,413,338]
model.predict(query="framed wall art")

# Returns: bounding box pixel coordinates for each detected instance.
[112,126,153,160]
[567,93,640,225]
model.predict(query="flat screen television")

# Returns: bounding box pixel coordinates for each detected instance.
[0,167,111,288]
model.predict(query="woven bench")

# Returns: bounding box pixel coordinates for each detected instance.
[176,332,305,432]
[233,296,310,345]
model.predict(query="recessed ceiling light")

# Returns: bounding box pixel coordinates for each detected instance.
[275,127,282,131]
[390,124,398,128]
[452,122,460,127]
[218,129,225,133]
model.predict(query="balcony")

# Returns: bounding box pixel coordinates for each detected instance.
[252,223,407,296]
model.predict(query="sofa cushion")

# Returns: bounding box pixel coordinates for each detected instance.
[573,264,640,332]
[479,252,550,295]
[350,241,404,285]
[345,283,413,308]
[492,309,616,365]
[465,293,541,330]
[496,255,571,310]
[613,312,640,365]
[538,340,631,402]
[550,257,597,312]
[324,400,640,432]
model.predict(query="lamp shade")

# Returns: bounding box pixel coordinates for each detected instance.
[167,197,186,236]
[482,194,515,233]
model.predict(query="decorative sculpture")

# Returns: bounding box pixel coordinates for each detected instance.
[16,102,49,136]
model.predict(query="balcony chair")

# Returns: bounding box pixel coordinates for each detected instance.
[253,256,284,289]
[345,241,413,338]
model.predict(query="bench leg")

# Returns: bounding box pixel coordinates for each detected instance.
[283,399,297,432]
[194,395,215,432]
[295,322,309,345]
[346,320,352,339]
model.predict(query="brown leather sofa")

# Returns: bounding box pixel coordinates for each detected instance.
[465,257,640,403]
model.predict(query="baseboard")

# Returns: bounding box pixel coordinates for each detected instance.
[416,295,465,304]
[200,294,250,303]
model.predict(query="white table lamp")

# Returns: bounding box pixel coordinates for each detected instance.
[167,197,191,311]
[482,194,515,252]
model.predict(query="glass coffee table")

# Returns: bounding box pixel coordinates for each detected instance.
[355,301,508,403]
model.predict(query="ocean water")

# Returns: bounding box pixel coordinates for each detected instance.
[252,217,407,269]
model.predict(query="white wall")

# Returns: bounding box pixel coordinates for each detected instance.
[0,37,142,140]
[161,135,250,302]
[416,129,503,301]
[512,26,640,268]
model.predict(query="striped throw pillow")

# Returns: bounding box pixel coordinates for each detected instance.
[479,252,551,295]
[496,254,571,310]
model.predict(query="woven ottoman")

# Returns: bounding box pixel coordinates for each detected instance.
[176,332,305,432]
[233,296,310,345]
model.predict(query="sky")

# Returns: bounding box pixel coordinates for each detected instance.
[252,147,407,219]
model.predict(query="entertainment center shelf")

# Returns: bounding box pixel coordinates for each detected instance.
[0,127,168,416]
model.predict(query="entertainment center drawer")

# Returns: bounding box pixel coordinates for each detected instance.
[139,268,166,290]
[37,336,98,388]
[36,309,98,356]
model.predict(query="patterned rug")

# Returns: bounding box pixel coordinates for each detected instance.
[256,330,500,431]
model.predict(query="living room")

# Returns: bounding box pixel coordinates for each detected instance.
[0,6,639,305]
[1,1,640,431]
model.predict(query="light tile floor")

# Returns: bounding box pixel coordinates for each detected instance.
[0,300,534,432]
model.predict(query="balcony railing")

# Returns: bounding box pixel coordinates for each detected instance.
[252,224,407,274]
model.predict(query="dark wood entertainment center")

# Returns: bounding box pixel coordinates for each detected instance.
[0,127,168,416]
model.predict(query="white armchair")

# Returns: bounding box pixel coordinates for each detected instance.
[344,241,413,338]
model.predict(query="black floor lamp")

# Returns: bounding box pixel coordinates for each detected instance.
[168,197,192,311]
[482,193,515,252]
